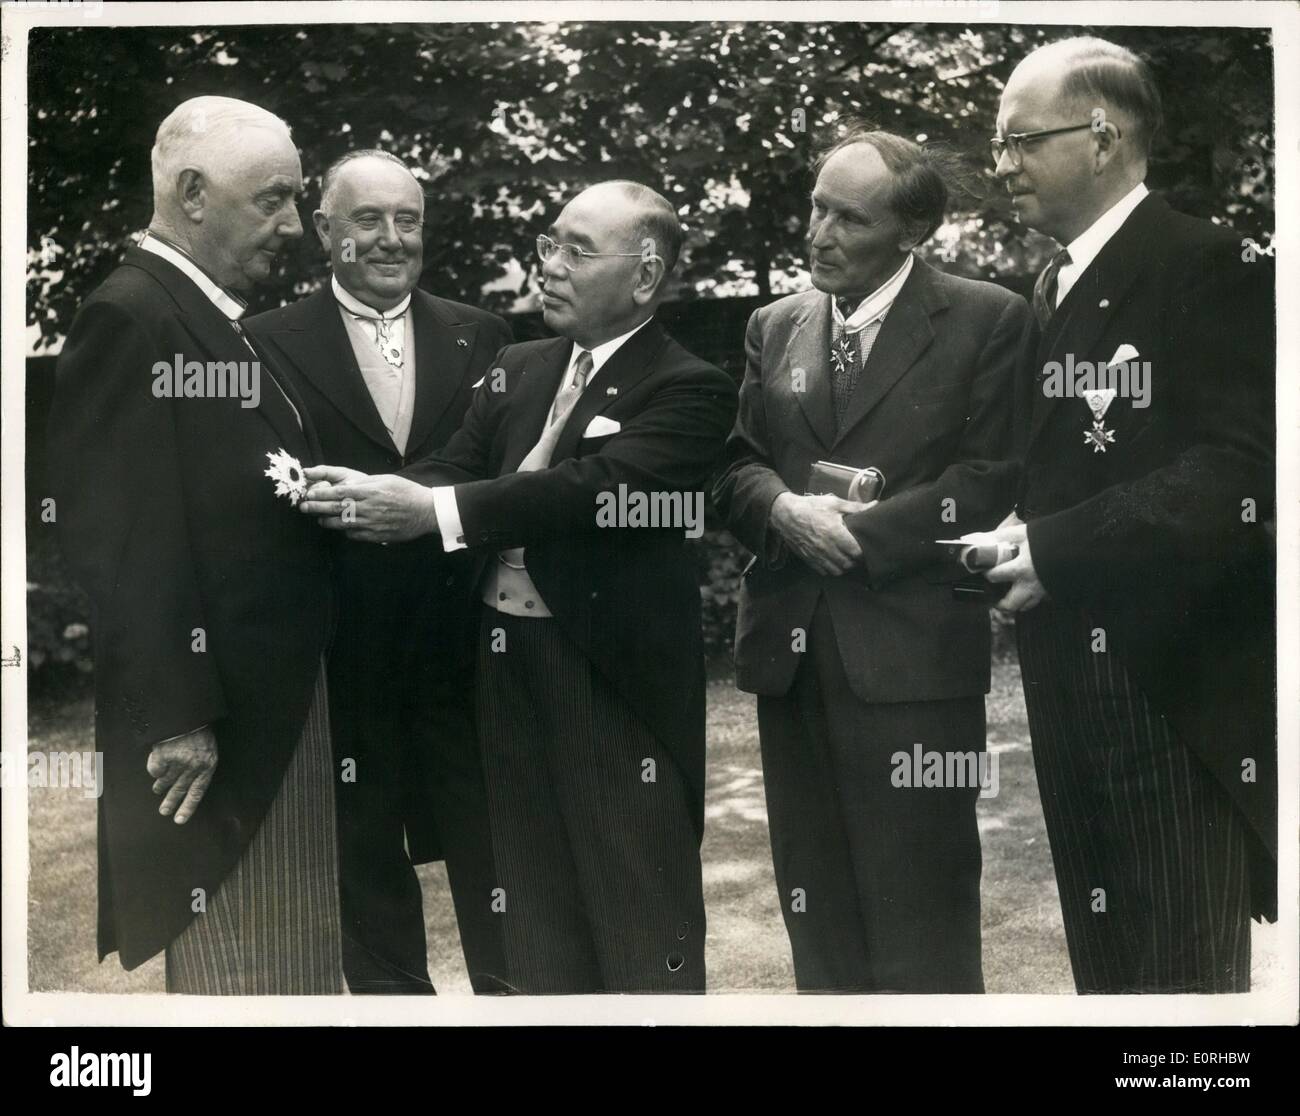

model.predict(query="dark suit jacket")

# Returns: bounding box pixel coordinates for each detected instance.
[48,246,334,970]
[713,257,1032,702]
[1015,193,1276,911]
[400,319,738,836]
[245,286,512,862]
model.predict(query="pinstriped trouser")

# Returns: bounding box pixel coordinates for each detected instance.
[476,609,706,994]
[1016,607,1251,993]
[165,667,343,994]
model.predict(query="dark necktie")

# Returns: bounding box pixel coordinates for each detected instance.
[1032,248,1072,329]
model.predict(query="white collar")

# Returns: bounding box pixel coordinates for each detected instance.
[139,232,248,321]
[832,253,914,332]
[1062,181,1149,279]
[331,274,412,320]
[567,317,654,384]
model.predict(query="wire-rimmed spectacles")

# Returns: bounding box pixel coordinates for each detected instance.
[536,233,659,272]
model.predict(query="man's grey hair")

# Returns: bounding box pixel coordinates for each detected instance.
[1025,36,1163,158]
[319,149,421,215]
[151,96,293,209]
[813,123,961,244]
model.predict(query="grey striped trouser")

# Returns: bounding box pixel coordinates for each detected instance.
[475,609,706,994]
[165,667,343,994]
[1016,607,1251,993]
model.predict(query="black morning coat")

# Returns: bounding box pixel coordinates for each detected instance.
[49,247,334,969]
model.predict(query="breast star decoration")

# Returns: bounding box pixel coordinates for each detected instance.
[264,448,308,505]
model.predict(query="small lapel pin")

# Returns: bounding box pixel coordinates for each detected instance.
[456,338,468,347]
[606,386,618,396]
[1099,298,1110,309]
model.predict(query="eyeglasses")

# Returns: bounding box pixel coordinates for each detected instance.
[989,122,1108,168]
[536,233,659,272]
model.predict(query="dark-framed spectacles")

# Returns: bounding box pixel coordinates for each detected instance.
[536,232,659,272]
[989,122,1107,168]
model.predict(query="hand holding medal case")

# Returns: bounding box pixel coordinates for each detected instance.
[805,460,885,502]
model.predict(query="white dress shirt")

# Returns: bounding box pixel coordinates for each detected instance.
[431,316,654,552]
[139,232,248,321]
[332,276,417,454]
[1054,181,1149,307]
[831,252,914,333]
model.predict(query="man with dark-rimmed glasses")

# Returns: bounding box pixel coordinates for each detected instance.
[299,180,737,992]
[982,36,1276,993]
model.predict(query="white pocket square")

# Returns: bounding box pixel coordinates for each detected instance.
[1107,343,1139,366]
[471,376,485,389]
[583,416,621,438]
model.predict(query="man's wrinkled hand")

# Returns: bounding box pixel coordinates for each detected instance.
[770,491,876,577]
[299,471,437,544]
[147,726,218,825]
[985,529,1049,614]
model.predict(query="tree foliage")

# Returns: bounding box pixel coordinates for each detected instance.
[26,20,1273,347]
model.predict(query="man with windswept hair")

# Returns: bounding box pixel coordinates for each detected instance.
[713,125,1031,993]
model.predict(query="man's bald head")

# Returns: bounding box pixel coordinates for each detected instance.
[539,180,681,349]
[1006,37,1163,160]
[575,180,683,277]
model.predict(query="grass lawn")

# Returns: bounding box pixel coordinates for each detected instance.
[23,659,1279,996]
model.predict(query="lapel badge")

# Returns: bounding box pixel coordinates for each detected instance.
[1082,388,1117,453]
[1098,298,1110,309]
[456,338,468,347]
[606,386,618,396]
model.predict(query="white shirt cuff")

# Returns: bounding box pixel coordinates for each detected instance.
[431,486,467,552]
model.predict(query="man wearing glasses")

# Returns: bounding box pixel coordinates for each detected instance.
[299,180,738,992]
[248,151,512,995]
[983,37,1276,992]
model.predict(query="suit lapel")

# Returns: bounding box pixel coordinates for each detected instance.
[268,287,396,453]
[405,293,483,460]
[831,259,941,451]
[1024,194,1165,456]
[128,248,310,458]
[500,339,571,474]
[551,319,666,464]
[786,294,837,449]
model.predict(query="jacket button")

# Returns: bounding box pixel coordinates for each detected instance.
[445,576,455,587]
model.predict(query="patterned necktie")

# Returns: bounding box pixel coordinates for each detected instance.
[342,306,405,369]
[500,349,594,571]
[830,298,864,426]
[517,348,593,474]
[1032,248,1072,329]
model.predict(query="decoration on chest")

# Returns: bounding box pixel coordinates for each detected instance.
[1082,388,1117,454]
[830,335,856,377]
[264,448,307,504]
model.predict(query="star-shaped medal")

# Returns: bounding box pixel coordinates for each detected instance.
[831,336,855,377]
[1082,389,1117,454]
[1084,422,1116,453]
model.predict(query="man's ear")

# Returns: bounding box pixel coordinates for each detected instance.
[313,210,332,253]
[176,168,206,224]
[631,254,667,307]
[896,221,925,254]
[1092,119,1122,173]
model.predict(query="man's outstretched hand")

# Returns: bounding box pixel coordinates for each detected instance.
[299,465,438,544]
